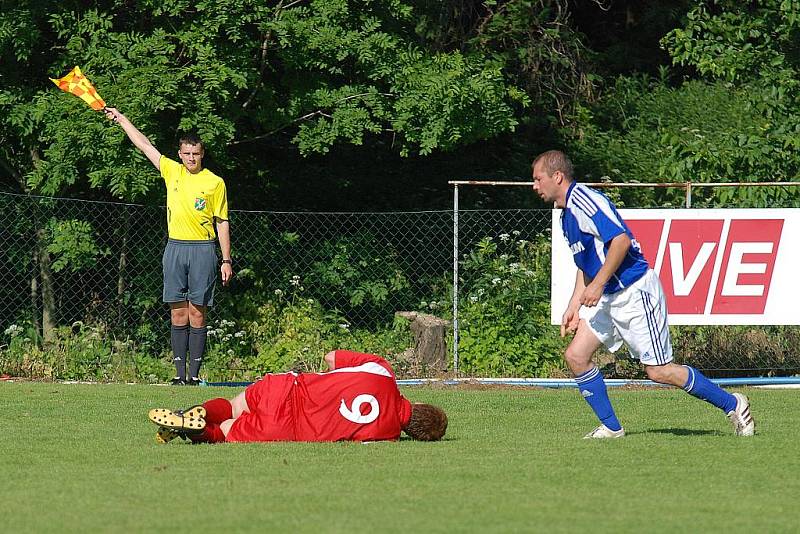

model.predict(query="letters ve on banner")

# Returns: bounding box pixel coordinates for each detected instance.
[550,209,800,325]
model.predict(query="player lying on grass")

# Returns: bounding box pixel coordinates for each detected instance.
[532,150,755,439]
[148,349,448,443]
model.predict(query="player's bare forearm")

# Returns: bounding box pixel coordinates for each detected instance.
[324,351,337,370]
[104,107,162,170]
[581,234,631,307]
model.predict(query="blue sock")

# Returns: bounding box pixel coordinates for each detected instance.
[683,366,737,413]
[575,366,622,431]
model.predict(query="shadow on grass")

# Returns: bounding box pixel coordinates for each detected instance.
[641,428,722,436]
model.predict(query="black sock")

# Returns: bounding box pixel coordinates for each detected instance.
[171,324,189,380]
[188,326,207,379]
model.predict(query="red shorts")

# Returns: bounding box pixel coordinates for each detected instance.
[225,373,297,442]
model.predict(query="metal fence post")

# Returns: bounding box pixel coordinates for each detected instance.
[452,184,460,375]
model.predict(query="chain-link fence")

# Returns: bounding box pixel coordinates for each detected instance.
[0,192,459,380]
[2,190,799,380]
[451,182,800,378]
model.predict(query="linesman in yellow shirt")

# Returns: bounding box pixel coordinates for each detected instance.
[104,107,233,385]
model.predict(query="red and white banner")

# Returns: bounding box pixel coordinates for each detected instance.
[550,209,800,325]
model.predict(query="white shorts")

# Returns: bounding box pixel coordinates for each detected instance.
[579,269,673,366]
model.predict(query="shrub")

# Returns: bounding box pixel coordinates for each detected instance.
[0,320,172,382]
[451,232,567,377]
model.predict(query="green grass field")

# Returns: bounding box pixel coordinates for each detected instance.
[1,382,798,533]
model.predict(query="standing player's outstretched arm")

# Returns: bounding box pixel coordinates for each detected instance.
[104,107,162,171]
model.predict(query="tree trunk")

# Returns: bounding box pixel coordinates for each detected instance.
[36,227,57,344]
[117,207,129,325]
[31,248,40,337]
[396,311,450,373]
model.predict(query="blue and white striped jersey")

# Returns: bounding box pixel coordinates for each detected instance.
[560,182,648,294]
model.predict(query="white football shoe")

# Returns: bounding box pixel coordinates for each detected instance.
[583,424,625,439]
[727,392,755,436]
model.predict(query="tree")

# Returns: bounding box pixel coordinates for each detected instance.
[565,0,800,207]
[0,0,528,341]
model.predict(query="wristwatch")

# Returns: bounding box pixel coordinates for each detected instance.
[221,259,232,265]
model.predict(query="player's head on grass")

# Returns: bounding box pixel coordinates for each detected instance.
[404,403,448,441]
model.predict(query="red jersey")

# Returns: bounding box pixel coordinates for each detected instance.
[226,350,413,442]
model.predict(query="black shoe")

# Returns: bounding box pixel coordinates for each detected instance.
[186,377,202,386]
[171,377,186,386]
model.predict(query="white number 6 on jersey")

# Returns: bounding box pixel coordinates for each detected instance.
[339,394,380,424]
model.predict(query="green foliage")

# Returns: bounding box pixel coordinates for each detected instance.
[672,325,800,377]
[204,278,413,380]
[453,232,566,377]
[663,0,800,87]
[563,2,800,209]
[569,73,800,207]
[463,0,593,126]
[0,0,531,201]
[306,233,413,321]
[46,218,109,273]
[0,320,171,382]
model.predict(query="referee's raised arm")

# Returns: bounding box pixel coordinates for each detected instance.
[104,107,162,170]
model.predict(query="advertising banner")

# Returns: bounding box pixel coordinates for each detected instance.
[550,209,800,325]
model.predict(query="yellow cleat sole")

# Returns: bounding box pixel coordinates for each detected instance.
[148,405,207,434]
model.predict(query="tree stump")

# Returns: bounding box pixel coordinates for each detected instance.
[395,311,450,373]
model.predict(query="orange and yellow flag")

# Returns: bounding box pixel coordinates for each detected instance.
[49,66,106,111]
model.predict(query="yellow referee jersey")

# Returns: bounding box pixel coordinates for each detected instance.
[160,156,229,240]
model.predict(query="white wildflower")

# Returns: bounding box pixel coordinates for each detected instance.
[4,324,23,338]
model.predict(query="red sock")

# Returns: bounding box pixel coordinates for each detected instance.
[189,422,226,443]
[203,398,233,424]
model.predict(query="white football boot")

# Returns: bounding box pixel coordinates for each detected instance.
[727,392,755,436]
[583,424,625,439]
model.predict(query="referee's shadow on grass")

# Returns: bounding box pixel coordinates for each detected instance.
[642,428,721,437]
